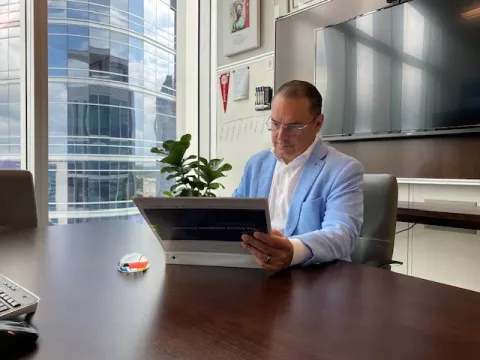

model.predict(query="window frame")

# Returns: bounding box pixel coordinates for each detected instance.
[25,0,49,226]
[15,0,201,226]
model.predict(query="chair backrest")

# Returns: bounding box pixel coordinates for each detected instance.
[351,174,398,265]
[0,170,38,230]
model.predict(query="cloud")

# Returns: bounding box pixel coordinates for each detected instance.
[144,0,157,26]
[111,0,128,12]
[49,82,68,102]
[48,82,68,141]
[110,7,129,28]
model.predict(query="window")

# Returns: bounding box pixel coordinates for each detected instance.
[48,0,178,224]
[0,0,22,170]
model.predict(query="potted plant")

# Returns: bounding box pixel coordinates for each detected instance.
[151,134,232,197]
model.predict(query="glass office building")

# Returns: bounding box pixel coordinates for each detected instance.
[47,0,176,224]
[0,0,21,171]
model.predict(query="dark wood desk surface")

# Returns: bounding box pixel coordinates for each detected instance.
[1,222,480,360]
[397,201,480,230]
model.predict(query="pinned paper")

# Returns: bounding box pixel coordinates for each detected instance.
[232,66,250,101]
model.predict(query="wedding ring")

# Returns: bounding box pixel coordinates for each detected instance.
[265,255,271,264]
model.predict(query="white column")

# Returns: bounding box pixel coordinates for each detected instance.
[26,0,49,227]
[176,0,199,156]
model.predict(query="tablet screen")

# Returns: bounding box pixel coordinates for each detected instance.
[143,208,269,241]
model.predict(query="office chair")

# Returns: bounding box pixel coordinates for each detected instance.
[351,174,402,269]
[0,170,38,230]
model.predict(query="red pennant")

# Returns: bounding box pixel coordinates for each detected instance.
[219,72,230,113]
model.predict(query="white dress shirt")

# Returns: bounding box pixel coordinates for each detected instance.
[268,137,319,265]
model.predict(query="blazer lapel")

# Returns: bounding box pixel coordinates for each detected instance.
[257,153,277,198]
[284,142,328,236]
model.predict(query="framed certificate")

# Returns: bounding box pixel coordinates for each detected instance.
[223,0,261,57]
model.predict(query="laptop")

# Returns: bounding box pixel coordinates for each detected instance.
[133,197,272,268]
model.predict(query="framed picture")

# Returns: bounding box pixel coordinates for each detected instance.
[289,0,327,12]
[223,0,260,57]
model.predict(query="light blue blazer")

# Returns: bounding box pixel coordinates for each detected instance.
[233,141,364,266]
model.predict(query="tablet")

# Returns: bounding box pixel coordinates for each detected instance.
[133,197,271,268]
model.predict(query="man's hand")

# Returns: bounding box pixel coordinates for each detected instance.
[241,230,293,271]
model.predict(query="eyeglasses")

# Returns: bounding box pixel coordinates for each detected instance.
[266,117,316,133]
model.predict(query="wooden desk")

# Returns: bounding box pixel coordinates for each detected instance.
[1,222,480,360]
[397,201,480,230]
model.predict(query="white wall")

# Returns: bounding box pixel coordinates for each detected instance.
[177,0,199,153]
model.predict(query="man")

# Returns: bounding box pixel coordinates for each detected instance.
[233,80,364,271]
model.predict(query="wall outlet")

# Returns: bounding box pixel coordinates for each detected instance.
[266,56,274,71]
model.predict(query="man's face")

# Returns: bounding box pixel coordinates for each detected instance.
[270,95,324,164]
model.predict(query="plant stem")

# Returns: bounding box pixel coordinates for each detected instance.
[203,181,211,197]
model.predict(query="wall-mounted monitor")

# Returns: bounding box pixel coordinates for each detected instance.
[316,0,480,140]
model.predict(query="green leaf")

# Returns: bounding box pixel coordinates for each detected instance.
[210,183,224,190]
[176,167,192,175]
[179,188,193,197]
[217,163,232,173]
[162,140,175,152]
[209,170,226,182]
[170,183,185,192]
[161,166,177,174]
[180,134,192,143]
[161,141,189,166]
[166,174,177,181]
[182,164,198,173]
[198,157,208,166]
[151,147,166,154]
[162,191,173,197]
[197,171,211,184]
[188,180,206,191]
[197,164,212,175]
[185,155,197,161]
[209,158,223,170]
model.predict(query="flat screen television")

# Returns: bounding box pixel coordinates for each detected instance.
[315,0,480,140]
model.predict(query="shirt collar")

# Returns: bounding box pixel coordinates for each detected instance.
[271,137,319,165]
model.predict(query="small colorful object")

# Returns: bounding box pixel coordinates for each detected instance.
[117,253,150,273]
